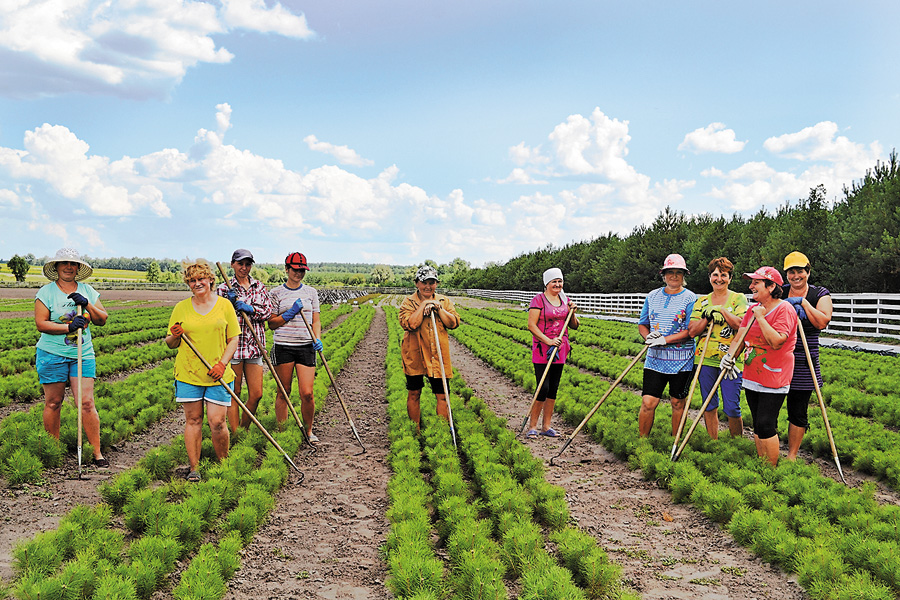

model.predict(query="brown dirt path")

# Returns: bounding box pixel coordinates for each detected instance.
[224,306,392,600]
[448,336,810,600]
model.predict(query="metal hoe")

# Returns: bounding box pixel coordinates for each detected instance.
[550,345,648,466]
[797,321,846,484]
[672,315,756,462]
[297,311,366,453]
[215,262,315,450]
[178,332,303,476]
[519,308,575,435]
[430,310,457,449]
[670,325,714,459]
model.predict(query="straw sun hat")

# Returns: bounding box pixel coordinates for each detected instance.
[43,248,93,282]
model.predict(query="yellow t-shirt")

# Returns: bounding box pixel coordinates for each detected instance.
[168,296,240,386]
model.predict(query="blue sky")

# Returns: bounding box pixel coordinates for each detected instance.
[1,1,898,268]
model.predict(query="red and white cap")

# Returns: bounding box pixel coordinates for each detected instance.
[659,253,689,274]
[284,252,310,271]
[742,266,783,286]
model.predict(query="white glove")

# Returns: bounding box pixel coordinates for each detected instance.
[719,354,738,380]
[644,331,666,347]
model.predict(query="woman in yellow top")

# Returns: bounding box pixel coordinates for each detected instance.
[166,260,240,482]
[687,257,748,439]
[399,265,460,432]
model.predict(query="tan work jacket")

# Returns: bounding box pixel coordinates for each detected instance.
[398,292,460,378]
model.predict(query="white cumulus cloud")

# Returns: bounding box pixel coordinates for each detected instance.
[303,135,375,167]
[0,0,314,99]
[678,123,746,154]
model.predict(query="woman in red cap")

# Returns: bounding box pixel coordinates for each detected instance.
[781,251,832,461]
[268,252,322,441]
[721,266,798,466]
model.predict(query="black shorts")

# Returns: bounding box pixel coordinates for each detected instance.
[406,375,445,394]
[271,343,316,368]
[642,368,693,399]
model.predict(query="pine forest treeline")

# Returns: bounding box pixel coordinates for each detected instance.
[449,152,900,295]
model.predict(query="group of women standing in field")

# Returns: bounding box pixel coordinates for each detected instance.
[33,247,324,481]
[514,251,832,467]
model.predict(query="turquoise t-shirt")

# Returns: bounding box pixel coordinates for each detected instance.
[35,282,100,359]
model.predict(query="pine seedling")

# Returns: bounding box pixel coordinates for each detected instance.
[3,448,44,485]
[100,468,152,513]
[174,547,227,600]
[500,521,544,577]
[164,504,203,552]
[183,487,222,527]
[216,531,243,577]
[12,531,61,577]
[123,488,165,533]
[116,560,159,600]
[25,428,63,468]
[138,447,173,480]
[224,504,260,543]
[520,562,586,600]
[452,551,507,599]
[127,535,181,577]
[92,572,138,600]
[386,551,446,598]
[579,554,621,600]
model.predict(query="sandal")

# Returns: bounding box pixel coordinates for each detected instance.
[526,429,540,439]
[307,433,320,444]
[540,428,560,438]
[91,457,110,468]
[187,470,201,482]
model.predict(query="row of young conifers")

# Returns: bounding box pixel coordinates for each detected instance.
[0,302,373,599]
[451,304,900,600]
[2,296,899,598]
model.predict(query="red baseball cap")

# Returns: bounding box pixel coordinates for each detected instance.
[285,252,310,271]
[742,266,783,286]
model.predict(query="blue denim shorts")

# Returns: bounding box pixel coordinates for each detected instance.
[36,348,96,383]
[175,380,233,407]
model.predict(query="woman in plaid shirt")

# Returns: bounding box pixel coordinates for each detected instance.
[216,249,274,432]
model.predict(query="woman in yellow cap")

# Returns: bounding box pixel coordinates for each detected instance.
[782,251,832,460]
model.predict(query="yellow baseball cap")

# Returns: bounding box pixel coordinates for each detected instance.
[783,251,810,270]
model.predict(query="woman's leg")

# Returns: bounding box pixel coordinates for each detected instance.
[42,382,67,439]
[206,402,230,461]
[240,362,265,429]
[296,364,316,435]
[274,362,295,425]
[227,362,245,433]
[183,401,204,471]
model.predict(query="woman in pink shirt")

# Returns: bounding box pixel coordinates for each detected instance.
[526,268,579,438]
[721,266,797,466]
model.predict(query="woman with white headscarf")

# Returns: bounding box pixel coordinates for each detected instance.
[525,267,579,438]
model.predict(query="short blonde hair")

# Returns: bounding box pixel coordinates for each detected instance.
[182,260,216,287]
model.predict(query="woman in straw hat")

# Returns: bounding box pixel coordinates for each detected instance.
[34,248,109,467]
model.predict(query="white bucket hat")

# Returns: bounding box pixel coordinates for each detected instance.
[43,248,93,282]
[542,267,563,287]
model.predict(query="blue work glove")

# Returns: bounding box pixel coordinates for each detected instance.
[234,300,254,314]
[312,338,323,352]
[68,315,87,332]
[68,292,88,307]
[785,296,806,319]
[282,298,303,322]
[225,289,237,303]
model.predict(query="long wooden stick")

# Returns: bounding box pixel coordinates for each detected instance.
[297,311,366,452]
[519,308,575,435]
[76,306,83,479]
[797,322,846,484]
[672,315,756,462]
[215,263,312,448]
[431,311,457,449]
[670,325,714,459]
[550,346,648,465]
[179,332,302,474]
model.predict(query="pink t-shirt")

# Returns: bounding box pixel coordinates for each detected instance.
[530,293,571,364]
[740,301,798,389]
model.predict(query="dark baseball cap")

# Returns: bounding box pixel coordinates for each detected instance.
[231,249,254,263]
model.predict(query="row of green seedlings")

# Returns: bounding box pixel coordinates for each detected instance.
[0,306,173,351]
[0,308,175,405]
[4,304,375,599]
[820,347,900,429]
[455,308,643,389]
[0,304,373,485]
[0,361,176,485]
[453,313,900,599]
[460,307,900,492]
[381,307,450,597]
[469,308,644,357]
[384,306,634,599]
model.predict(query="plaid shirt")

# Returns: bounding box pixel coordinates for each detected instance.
[216,276,274,360]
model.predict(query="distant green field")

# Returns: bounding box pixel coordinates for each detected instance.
[0,264,145,283]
